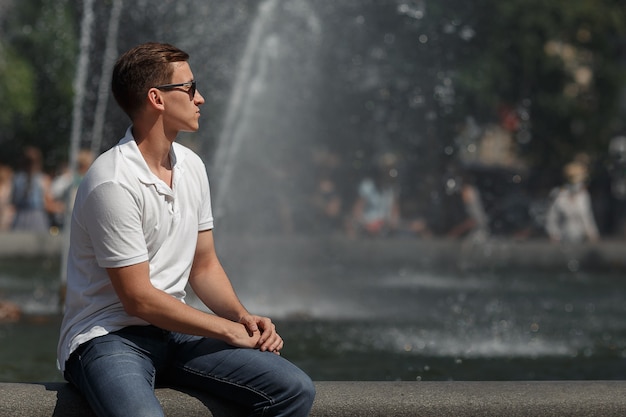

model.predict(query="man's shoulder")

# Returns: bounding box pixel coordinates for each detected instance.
[79,146,135,194]
[88,146,123,176]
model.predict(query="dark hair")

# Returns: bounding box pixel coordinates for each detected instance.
[111,42,189,118]
[21,145,43,173]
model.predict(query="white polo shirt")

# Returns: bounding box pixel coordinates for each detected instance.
[57,127,214,372]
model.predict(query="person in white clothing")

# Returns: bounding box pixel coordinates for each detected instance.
[545,161,599,243]
[56,42,314,417]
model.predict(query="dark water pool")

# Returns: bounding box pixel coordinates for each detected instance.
[2,254,626,382]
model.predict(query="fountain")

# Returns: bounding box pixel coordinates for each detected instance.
[211,0,322,234]
[2,0,626,386]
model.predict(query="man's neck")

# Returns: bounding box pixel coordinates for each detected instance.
[132,123,175,186]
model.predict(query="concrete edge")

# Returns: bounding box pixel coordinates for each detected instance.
[2,232,626,272]
[1,381,626,416]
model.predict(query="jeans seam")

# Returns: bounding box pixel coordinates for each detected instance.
[179,364,274,409]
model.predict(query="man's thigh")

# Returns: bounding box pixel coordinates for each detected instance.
[165,333,314,412]
[65,328,167,417]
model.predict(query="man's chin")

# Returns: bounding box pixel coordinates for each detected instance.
[181,125,200,133]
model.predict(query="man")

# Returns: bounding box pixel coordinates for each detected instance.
[57,42,315,417]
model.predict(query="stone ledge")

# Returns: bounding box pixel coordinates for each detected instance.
[1,381,626,416]
[3,232,626,272]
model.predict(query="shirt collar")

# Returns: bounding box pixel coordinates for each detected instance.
[118,126,186,194]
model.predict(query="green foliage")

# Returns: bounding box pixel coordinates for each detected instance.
[451,0,626,168]
[0,0,77,167]
[0,43,36,131]
[0,0,624,180]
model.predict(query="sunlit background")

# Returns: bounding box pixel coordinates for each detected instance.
[1,0,626,383]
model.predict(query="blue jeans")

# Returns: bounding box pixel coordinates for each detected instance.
[64,325,315,417]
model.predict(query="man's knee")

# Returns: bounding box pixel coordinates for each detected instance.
[281,368,316,411]
[298,374,316,409]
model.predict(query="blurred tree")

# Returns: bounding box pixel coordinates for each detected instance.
[0,42,36,158]
[0,0,77,168]
[1,0,624,191]
[311,0,626,230]
[451,0,626,177]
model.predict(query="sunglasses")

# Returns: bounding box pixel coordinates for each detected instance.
[154,80,197,100]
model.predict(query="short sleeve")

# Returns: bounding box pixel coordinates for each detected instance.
[81,181,149,268]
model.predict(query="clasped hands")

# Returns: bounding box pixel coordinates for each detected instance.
[238,314,284,355]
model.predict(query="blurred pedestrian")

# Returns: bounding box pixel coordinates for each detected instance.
[49,149,95,230]
[347,152,400,237]
[545,160,599,243]
[0,164,14,231]
[49,160,72,230]
[11,146,52,232]
[446,171,489,241]
[310,149,343,233]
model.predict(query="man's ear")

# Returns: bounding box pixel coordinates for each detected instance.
[147,88,165,110]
